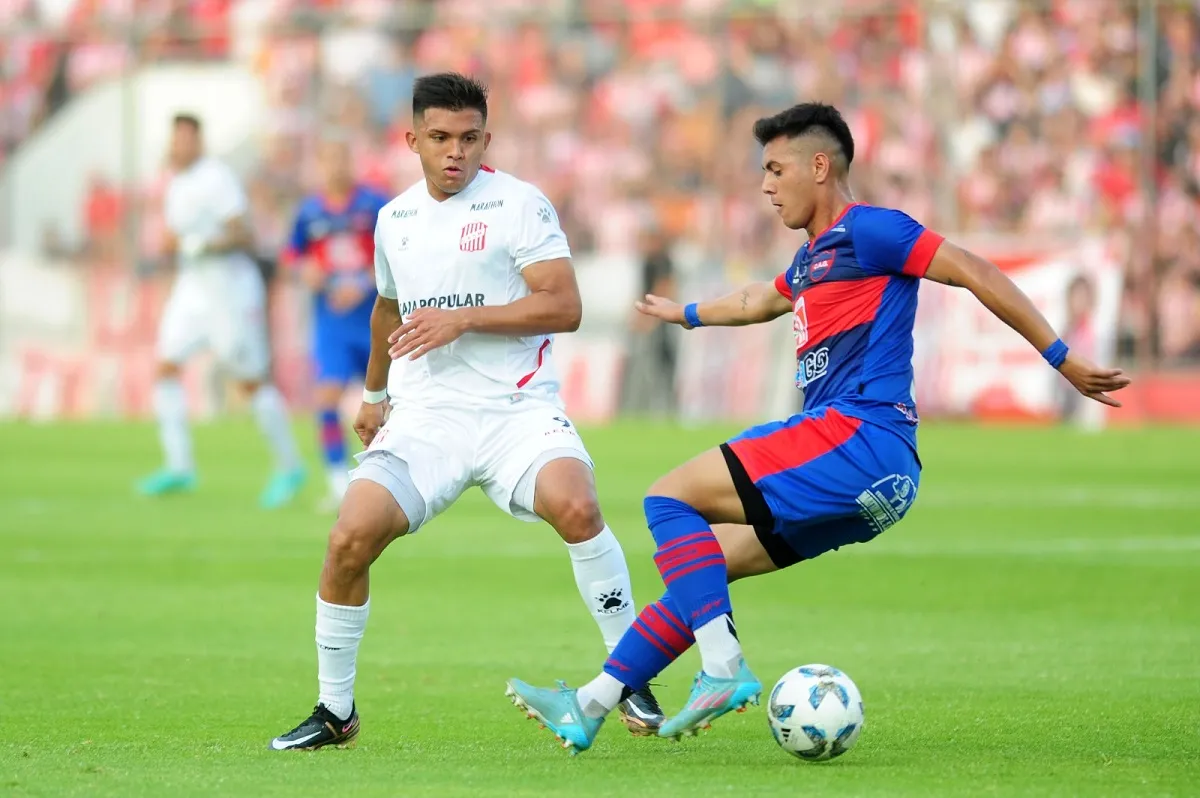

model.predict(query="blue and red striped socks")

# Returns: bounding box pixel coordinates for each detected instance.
[602,591,693,690]
[575,592,694,718]
[319,409,346,467]
[646,496,731,627]
[645,495,742,678]
[575,495,745,719]
[319,408,351,500]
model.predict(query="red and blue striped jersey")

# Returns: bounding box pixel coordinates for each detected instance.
[287,184,391,324]
[773,203,943,450]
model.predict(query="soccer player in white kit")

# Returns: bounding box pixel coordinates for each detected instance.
[135,114,306,509]
[269,73,664,750]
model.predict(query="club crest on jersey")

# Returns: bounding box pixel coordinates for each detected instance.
[460,221,488,252]
[810,249,836,282]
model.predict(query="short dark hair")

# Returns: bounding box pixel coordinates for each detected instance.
[753,103,854,168]
[412,72,489,121]
[172,113,202,132]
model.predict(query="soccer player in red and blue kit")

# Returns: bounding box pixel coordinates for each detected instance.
[506,102,1132,753]
[287,139,390,508]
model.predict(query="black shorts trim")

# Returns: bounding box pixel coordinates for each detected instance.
[719,443,804,569]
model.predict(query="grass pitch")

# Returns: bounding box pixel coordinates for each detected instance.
[2,420,1198,797]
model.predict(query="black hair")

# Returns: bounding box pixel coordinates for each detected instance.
[753,103,855,169]
[172,113,202,132]
[412,72,489,121]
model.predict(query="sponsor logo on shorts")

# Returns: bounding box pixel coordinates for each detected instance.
[543,415,578,438]
[399,294,486,316]
[460,221,488,252]
[855,474,917,535]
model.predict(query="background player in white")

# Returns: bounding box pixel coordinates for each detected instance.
[270,73,664,750]
[136,114,306,509]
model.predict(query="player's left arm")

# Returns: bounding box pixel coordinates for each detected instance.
[917,234,1132,408]
[388,189,580,361]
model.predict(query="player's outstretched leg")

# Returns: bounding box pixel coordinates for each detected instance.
[243,380,306,509]
[508,524,780,752]
[314,382,351,512]
[528,455,664,735]
[505,590,686,753]
[136,363,197,496]
[270,475,412,750]
[643,448,765,738]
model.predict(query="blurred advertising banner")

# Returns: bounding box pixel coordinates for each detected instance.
[2,243,1197,425]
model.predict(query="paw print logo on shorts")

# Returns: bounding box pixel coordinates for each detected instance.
[595,588,630,615]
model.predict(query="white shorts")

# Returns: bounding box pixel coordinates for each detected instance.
[157,267,270,380]
[352,395,593,529]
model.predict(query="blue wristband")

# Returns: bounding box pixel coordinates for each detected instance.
[683,302,704,328]
[1041,338,1069,369]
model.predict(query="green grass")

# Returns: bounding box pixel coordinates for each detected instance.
[1,420,1198,797]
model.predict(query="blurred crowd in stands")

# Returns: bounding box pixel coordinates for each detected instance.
[2,0,1199,365]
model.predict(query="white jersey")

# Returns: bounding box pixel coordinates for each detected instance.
[374,167,572,405]
[164,156,258,283]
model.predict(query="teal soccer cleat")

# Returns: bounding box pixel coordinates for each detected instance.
[135,469,197,497]
[259,467,306,509]
[658,660,762,740]
[505,679,604,754]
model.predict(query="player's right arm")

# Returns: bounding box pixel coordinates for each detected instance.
[851,205,1132,408]
[636,280,792,328]
[354,223,401,447]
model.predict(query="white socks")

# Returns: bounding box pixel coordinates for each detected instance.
[565,526,636,653]
[316,595,370,721]
[577,672,626,718]
[251,384,301,472]
[327,467,351,501]
[153,379,193,473]
[695,614,743,679]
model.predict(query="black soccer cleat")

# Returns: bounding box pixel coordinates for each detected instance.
[618,685,665,737]
[269,703,360,751]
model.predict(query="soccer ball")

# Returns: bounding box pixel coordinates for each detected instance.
[766,664,864,761]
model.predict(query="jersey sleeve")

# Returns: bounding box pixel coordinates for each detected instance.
[373,216,397,299]
[852,206,944,279]
[773,256,801,299]
[510,187,572,271]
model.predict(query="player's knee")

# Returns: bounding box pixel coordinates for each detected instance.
[326,517,380,575]
[646,471,687,503]
[547,494,604,544]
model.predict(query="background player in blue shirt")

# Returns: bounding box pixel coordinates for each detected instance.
[287,140,390,508]
[506,102,1132,752]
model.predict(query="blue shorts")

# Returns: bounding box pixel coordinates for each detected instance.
[313,323,371,384]
[721,405,920,567]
